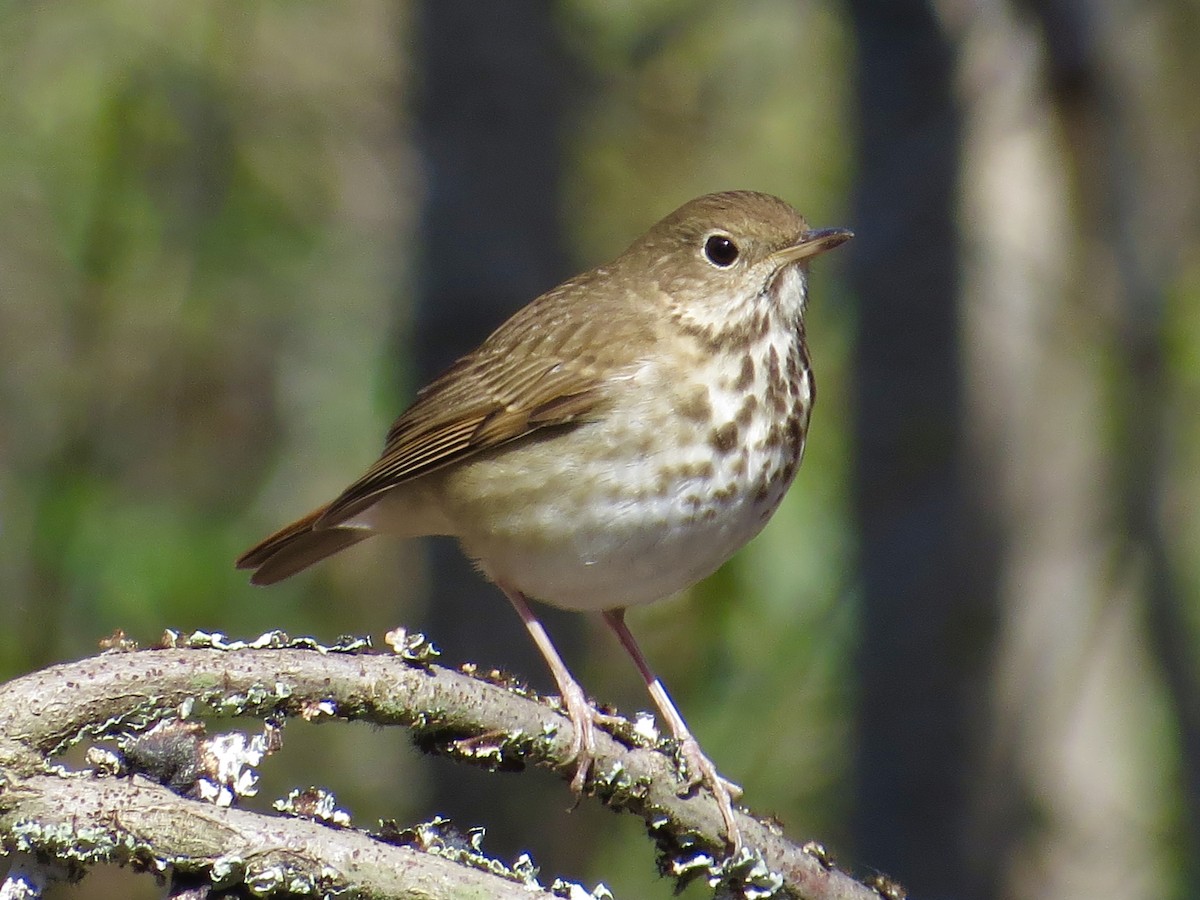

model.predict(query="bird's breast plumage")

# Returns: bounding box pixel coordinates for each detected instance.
[433,299,813,612]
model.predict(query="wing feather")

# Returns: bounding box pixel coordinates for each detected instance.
[314,356,606,526]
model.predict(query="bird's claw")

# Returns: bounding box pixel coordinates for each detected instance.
[677,737,744,853]
[556,680,604,794]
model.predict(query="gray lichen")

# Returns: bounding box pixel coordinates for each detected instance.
[273,788,352,828]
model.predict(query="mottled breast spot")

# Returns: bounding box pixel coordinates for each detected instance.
[734,355,755,391]
[786,415,805,455]
[785,347,803,382]
[736,395,757,427]
[709,422,739,455]
[713,483,738,502]
[677,386,713,423]
[760,421,784,450]
[752,312,770,342]
[764,349,789,413]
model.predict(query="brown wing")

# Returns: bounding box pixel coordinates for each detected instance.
[238,268,640,583]
[311,269,635,526]
[313,352,606,528]
[235,355,605,582]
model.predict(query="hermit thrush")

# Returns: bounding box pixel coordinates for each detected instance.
[237,191,851,850]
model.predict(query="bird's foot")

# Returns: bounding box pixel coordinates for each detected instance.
[555,678,617,794]
[677,736,744,853]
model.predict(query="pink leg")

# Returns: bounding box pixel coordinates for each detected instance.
[602,608,744,852]
[502,587,597,793]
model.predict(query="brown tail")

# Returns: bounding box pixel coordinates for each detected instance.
[236,505,373,585]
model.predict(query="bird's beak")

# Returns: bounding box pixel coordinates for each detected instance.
[774,227,854,265]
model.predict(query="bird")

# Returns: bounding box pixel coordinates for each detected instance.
[237,190,852,851]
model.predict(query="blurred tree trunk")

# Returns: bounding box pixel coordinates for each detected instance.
[952,0,1193,896]
[844,2,1001,898]
[410,0,585,870]
[979,0,1196,895]
[1023,0,1200,881]
[849,0,1197,897]
[949,4,1146,896]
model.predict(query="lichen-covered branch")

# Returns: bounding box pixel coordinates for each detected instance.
[0,772,559,899]
[0,633,891,900]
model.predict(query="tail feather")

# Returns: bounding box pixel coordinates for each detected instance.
[237,505,373,585]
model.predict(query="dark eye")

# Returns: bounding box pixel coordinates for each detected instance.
[703,234,739,267]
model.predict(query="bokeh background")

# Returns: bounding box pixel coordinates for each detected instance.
[1,2,1198,898]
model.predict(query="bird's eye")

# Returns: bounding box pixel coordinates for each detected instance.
[703,234,739,267]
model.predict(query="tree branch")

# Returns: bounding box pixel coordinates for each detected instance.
[0,773,557,899]
[0,633,891,899]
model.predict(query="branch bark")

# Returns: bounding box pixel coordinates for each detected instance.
[1,774,553,899]
[0,634,888,899]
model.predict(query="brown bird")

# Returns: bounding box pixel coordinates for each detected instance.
[237,190,851,850]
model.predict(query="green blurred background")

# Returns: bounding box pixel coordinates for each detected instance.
[0,2,1197,899]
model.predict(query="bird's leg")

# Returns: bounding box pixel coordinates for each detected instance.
[602,608,744,853]
[502,588,603,794]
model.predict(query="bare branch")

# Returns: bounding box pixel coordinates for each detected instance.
[0,637,890,899]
